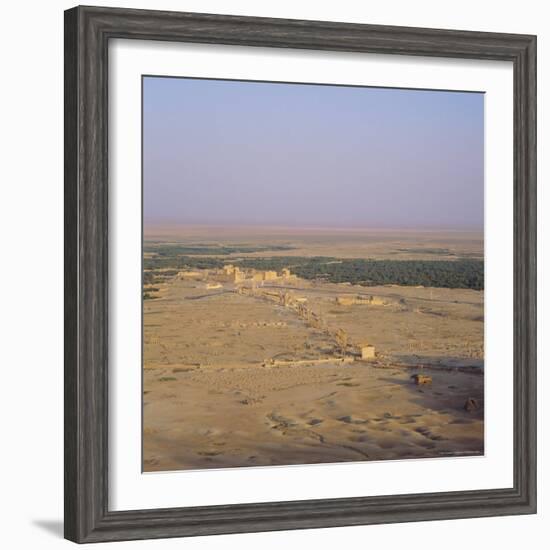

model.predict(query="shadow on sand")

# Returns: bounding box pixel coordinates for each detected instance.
[390,353,484,370]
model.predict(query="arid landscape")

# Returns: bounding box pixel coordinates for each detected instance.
[143,227,484,471]
[142,77,484,472]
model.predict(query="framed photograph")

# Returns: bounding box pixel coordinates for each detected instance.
[64,5,536,543]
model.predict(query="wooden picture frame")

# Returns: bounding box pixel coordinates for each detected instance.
[64,5,536,543]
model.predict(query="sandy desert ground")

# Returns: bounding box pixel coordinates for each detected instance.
[143,229,484,471]
[144,224,484,261]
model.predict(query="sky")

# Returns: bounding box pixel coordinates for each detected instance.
[143,76,484,229]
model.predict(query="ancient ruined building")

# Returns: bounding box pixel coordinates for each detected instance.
[206,282,222,289]
[177,270,203,280]
[250,270,280,282]
[360,344,376,360]
[221,266,295,284]
[336,295,387,306]
[213,264,245,283]
[232,269,245,283]
[335,329,348,356]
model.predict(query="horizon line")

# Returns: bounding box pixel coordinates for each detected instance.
[143,222,484,233]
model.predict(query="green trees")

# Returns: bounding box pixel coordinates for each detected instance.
[143,247,484,291]
[239,257,484,290]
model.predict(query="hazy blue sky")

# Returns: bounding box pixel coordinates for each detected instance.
[143,76,484,229]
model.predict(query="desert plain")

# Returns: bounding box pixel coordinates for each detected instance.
[143,227,484,471]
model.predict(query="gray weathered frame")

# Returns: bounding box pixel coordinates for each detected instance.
[64,5,537,543]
